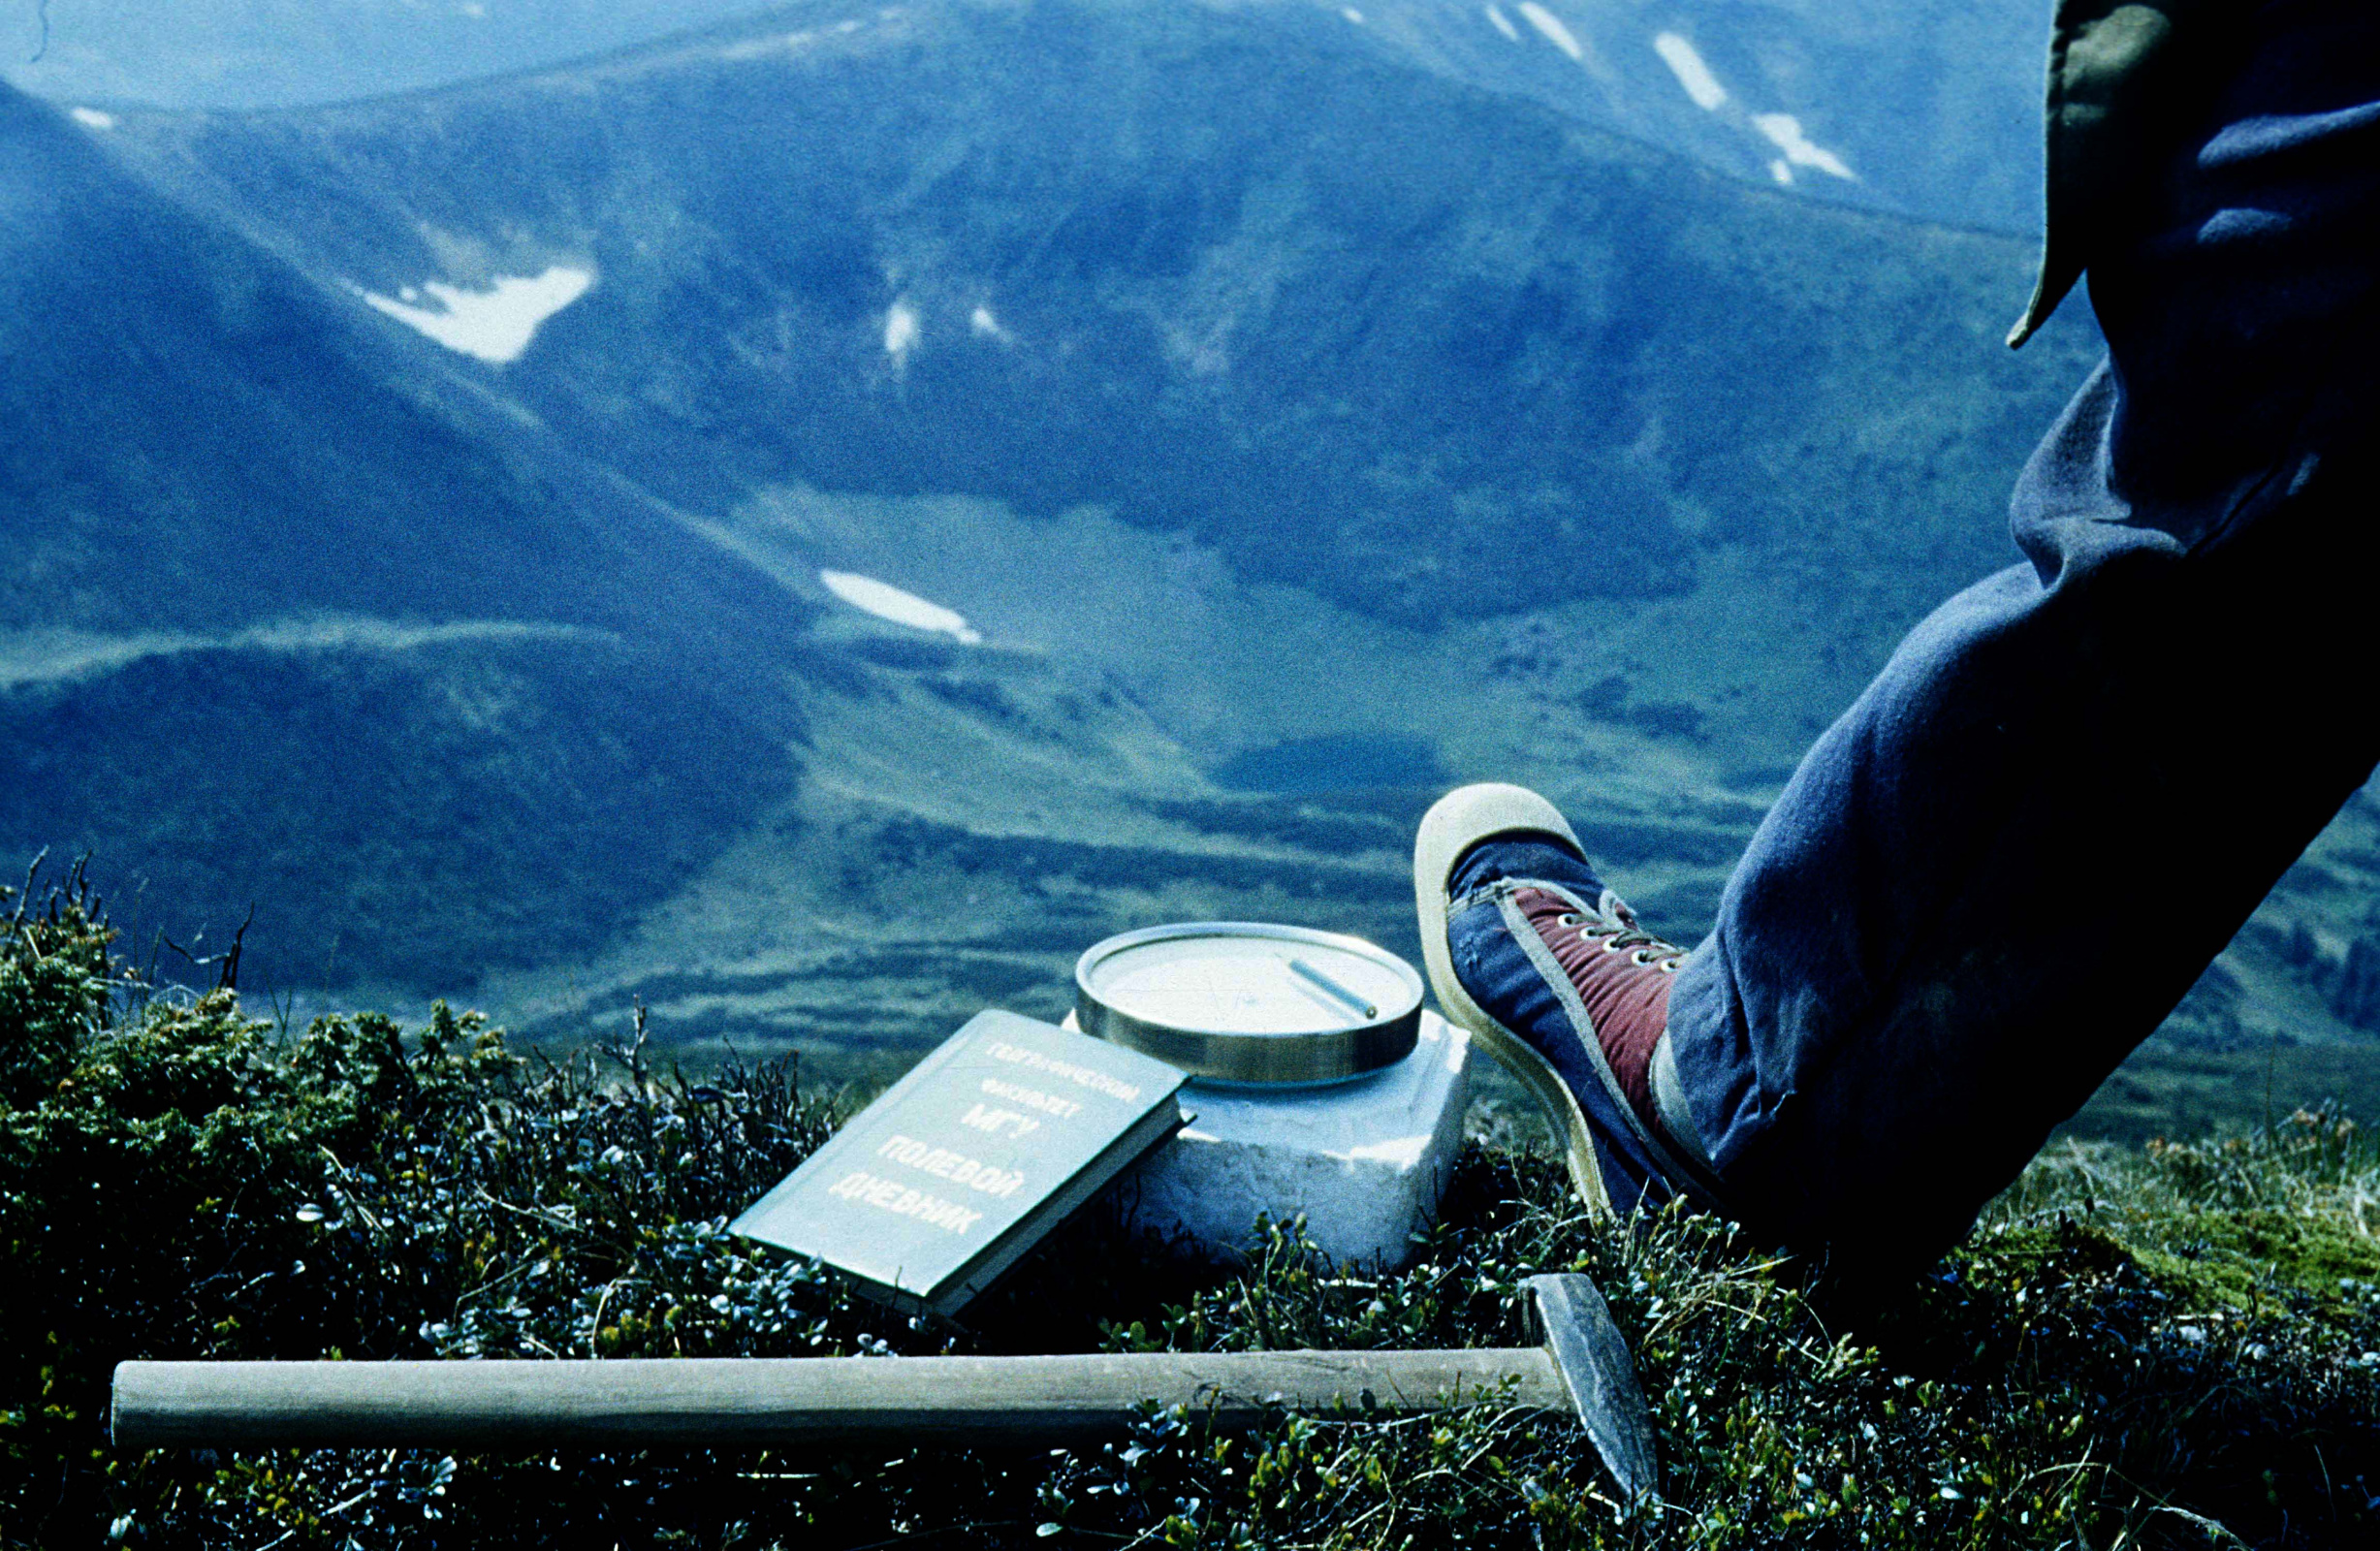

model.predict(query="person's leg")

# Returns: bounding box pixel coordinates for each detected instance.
[1663,0,2380,1277]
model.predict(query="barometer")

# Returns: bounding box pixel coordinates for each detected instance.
[1074,923,1424,1084]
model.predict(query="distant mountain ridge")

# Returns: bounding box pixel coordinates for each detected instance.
[13,0,2047,232]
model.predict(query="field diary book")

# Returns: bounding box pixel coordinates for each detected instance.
[730,1009,1189,1315]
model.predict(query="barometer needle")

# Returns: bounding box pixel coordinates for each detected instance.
[1287,957,1377,1020]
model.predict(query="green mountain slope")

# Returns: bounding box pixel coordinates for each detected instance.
[0,81,820,990]
[72,0,2097,1047]
[9,0,2371,1099]
[103,0,2069,634]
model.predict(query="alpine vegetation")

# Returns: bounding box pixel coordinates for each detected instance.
[6,869,2377,1548]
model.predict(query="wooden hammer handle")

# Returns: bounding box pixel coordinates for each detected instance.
[112,1348,1564,1449]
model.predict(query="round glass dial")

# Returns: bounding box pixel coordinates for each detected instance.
[1074,923,1423,1083]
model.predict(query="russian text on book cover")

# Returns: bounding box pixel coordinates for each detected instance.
[731,1009,1188,1314]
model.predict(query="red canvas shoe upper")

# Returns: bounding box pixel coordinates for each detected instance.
[1508,886,1684,1139]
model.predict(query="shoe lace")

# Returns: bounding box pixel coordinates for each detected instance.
[1555,910,1688,972]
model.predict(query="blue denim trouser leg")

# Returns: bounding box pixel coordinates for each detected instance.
[1662,0,2380,1277]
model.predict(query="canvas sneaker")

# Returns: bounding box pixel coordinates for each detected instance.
[1413,783,1725,1220]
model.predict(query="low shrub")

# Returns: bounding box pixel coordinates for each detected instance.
[4,866,2377,1547]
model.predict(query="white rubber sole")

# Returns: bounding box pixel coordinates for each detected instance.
[1412,783,1615,1222]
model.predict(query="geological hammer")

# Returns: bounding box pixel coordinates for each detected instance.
[111,1273,1658,1501]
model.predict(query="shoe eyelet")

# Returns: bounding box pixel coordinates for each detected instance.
[1630,949,1658,966]
[1556,912,1583,929]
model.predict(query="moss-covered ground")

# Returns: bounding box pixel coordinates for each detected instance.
[5,866,2378,1548]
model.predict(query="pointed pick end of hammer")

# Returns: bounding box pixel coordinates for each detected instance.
[1523,1272,1659,1504]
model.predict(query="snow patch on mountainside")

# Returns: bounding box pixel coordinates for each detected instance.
[1516,3,1582,62]
[69,107,116,130]
[360,267,592,364]
[1483,5,1519,42]
[1651,33,1727,111]
[885,301,921,358]
[1753,112,1856,181]
[720,28,819,61]
[819,571,982,644]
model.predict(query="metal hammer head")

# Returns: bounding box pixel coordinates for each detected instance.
[1524,1273,1660,1504]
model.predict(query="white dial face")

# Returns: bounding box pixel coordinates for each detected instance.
[1086,933,1414,1036]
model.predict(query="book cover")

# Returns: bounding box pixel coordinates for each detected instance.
[729,1008,1189,1316]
